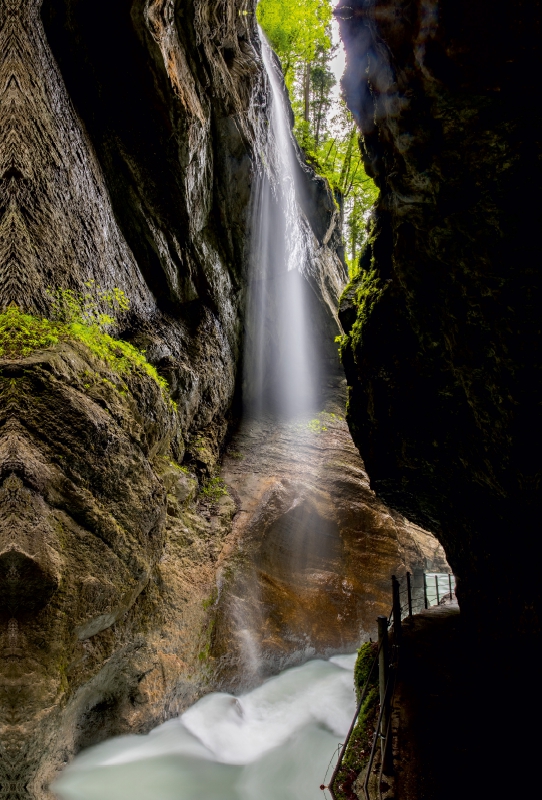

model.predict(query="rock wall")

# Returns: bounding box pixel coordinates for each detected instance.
[336,0,542,637]
[211,400,447,692]
[0,0,350,795]
[0,0,449,796]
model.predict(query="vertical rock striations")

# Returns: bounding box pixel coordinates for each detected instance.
[0,0,351,795]
[0,0,262,794]
[336,0,542,636]
[0,0,448,796]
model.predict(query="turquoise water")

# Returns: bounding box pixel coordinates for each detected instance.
[53,654,357,800]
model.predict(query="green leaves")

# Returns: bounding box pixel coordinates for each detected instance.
[46,282,130,330]
[200,476,228,501]
[258,0,379,276]
[0,297,171,400]
[0,306,60,358]
[257,0,332,88]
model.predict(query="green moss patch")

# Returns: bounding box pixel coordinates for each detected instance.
[307,417,328,433]
[337,269,384,363]
[200,476,228,502]
[332,642,380,800]
[0,305,170,398]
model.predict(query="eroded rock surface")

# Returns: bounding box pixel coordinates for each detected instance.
[211,392,448,691]
[0,0,350,794]
[0,0,449,797]
[336,0,542,634]
[0,345,239,798]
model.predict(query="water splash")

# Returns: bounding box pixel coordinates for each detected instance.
[53,655,357,800]
[244,30,320,418]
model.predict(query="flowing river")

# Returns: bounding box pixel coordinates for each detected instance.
[53,654,356,800]
[54,28,356,800]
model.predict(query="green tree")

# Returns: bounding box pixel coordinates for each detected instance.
[310,44,336,147]
[258,0,378,275]
[256,0,332,91]
[312,115,379,274]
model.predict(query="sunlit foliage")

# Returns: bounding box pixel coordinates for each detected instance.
[256,0,332,91]
[257,0,378,275]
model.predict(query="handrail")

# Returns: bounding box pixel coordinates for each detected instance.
[323,620,391,797]
[323,571,456,800]
[375,660,399,800]
[362,640,399,800]
[361,657,394,800]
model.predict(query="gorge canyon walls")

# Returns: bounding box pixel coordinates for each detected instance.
[0,1,448,797]
[336,0,542,639]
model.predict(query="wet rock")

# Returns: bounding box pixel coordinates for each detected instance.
[0,0,348,794]
[0,0,449,796]
[0,344,237,798]
[335,0,542,634]
[210,395,448,691]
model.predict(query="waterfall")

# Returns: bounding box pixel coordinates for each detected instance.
[227,29,335,684]
[52,31,354,800]
[244,30,319,418]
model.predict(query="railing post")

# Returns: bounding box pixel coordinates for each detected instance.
[449,572,453,600]
[378,615,389,724]
[435,574,440,605]
[392,575,402,643]
[377,615,390,772]
[406,571,413,619]
[423,572,428,608]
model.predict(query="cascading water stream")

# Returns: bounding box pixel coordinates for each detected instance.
[53,30,355,800]
[244,30,319,418]
[53,655,357,800]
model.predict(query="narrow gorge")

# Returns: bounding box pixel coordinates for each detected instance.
[0,1,539,799]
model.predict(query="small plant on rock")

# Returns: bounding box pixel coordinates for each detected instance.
[0,286,172,402]
[200,476,228,502]
[307,417,328,433]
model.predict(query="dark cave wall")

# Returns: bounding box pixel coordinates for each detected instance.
[336,0,542,633]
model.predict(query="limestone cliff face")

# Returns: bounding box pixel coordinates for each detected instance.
[5,0,264,463]
[336,0,542,634]
[0,0,349,795]
[1,1,261,793]
[0,1,449,797]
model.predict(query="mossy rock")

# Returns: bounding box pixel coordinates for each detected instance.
[332,642,380,800]
[0,305,171,402]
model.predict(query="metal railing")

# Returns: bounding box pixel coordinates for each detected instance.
[322,572,456,800]
[399,571,456,619]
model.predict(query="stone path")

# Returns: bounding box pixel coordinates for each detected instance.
[392,605,468,800]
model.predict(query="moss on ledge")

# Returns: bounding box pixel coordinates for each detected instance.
[0,305,170,399]
[332,642,379,800]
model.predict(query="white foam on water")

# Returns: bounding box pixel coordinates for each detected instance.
[53,655,357,800]
[329,652,358,671]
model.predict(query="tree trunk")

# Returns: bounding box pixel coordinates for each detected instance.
[304,60,310,125]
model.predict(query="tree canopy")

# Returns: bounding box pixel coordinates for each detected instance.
[256,0,332,90]
[257,0,378,275]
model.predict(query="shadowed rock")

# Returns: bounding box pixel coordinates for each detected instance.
[336,0,542,637]
[0,1,446,796]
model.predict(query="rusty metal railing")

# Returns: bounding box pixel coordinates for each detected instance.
[322,572,456,800]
